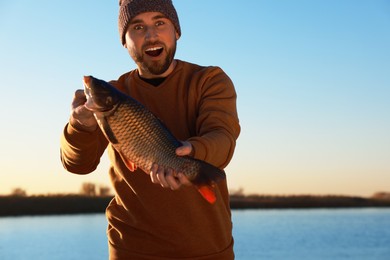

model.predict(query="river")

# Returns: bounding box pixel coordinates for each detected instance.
[1,208,389,259]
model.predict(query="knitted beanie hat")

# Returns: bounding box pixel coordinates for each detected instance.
[118,0,181,45]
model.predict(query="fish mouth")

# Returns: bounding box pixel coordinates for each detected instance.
[84,90,102,111]
[83,76,112,112]
[84,94,101,111]
[83,78,96,110]
[145,46,164,57]
[84,90,114,112]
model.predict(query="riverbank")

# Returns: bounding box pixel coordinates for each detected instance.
[1,194,389,217]
[229,194,390,209]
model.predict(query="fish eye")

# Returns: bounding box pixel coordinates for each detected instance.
[106,96,113,105]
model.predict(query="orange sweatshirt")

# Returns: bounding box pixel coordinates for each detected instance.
[60,60,240,259]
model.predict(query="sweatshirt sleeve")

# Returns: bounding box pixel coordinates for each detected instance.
[60,122,109,174]
[188,67,240,169]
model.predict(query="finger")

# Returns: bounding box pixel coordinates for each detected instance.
[176,141,192,156]
[72,89,87,109]
[156,166,169,188]
[176,172,191,186]
[73,104,92,117]
[74,89,86,99]
[149,163,159,184]
[165,168,181,190]
[71,105,95,125]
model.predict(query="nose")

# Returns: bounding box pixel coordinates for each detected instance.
[145,26,158,40]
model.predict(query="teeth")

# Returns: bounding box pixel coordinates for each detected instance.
[146,47,162,51]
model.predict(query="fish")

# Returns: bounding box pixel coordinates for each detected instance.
[83,75,225,204]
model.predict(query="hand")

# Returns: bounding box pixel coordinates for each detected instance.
[149,141,193,190]
[69,89,97,132]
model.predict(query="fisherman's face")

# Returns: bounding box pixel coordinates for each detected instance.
[124,12,180,78]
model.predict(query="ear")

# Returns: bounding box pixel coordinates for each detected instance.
[175,31,180,40]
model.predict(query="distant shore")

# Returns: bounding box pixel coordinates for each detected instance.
[229,194,390,209]
[1,194,390,217]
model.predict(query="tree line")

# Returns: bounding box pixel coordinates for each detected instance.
[8,182,112,198]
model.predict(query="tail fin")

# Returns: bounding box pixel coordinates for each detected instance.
[190,159,226,186]
[191,160,226,204]
[197,185,217,204]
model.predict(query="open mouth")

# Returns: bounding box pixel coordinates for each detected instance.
[145,46,163,57]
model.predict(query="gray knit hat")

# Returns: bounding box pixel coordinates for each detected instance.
[118,0,181,45]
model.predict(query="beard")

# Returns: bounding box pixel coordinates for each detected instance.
[131,41,177,76]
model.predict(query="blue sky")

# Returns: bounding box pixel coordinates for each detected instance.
[1,0,389,196]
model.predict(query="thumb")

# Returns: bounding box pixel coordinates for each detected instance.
[176,141,193,156]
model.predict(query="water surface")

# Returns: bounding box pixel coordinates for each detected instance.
[1,208,389,259]
[232,208,390,259]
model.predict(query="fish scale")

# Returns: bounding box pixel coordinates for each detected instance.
[114,100,185,171]
[83,75,226,203]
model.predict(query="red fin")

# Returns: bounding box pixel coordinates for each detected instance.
[197,185,216,204]
[123,158,137,172]
[116,149,137,172]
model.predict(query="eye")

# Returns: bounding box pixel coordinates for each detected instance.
[133,24,144,31]
[156,21,165,27]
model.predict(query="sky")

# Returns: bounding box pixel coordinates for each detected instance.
[0,0,389,197]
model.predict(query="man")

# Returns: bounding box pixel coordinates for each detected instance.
[60,0,240,259]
